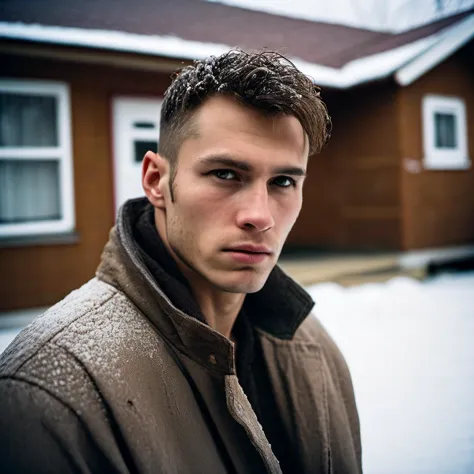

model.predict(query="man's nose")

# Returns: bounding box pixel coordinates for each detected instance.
[236,186,275,232]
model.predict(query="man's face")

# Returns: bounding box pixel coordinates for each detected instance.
[158,95,308,294]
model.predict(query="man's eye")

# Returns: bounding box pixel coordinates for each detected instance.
[272,176,295,188]
[213,169,237,180]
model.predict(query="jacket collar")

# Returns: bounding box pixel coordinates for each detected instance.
[96,198,314,375]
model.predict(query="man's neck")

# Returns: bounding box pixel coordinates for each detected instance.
[185,276,245,340]
[154,210,244,340]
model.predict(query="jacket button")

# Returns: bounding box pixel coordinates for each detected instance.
[209,354,217,365]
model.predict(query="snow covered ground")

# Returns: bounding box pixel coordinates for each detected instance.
[307,272,474,474]
[1,272,473,473]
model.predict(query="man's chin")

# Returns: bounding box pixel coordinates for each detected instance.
[213,268,272,294]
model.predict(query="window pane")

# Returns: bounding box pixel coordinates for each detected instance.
[133,121,155,129]
[0,159,61,223]
[134,140,158,163]
[434,113,457,149]
[0,93,58,147]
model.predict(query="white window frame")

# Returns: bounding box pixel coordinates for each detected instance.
[0,79,75,237]
[422,94,469,170]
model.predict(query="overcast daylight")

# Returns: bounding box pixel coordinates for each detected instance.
[1,1,474,473]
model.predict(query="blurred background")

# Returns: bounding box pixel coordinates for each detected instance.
[1,0,473,472]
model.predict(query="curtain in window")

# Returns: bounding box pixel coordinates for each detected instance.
[0,92,61,225]
[0,160,61,223]
[0,94,58,147]
[434,113,457,149]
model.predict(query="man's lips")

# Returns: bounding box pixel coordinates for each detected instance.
[223,245,273,264]
[224,244,273,254]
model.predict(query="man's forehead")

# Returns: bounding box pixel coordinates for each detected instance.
[189,95,309,157]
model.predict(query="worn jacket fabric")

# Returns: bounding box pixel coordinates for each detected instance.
[0,199,362,474]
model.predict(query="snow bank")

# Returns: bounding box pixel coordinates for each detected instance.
[307,273,474,474]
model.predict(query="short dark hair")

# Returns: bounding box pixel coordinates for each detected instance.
[159,49,331,163]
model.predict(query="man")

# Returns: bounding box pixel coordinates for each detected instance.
[0,50,361,473]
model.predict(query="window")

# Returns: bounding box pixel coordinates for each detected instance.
[422,95,469,170]
[0,80,74,237]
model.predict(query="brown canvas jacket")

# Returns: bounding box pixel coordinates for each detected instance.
[0,199,362,474]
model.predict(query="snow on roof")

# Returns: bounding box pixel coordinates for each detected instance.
[292,35,438,88]
[396,13,474,85]
[0,13,472,88]
[0,22,233,62]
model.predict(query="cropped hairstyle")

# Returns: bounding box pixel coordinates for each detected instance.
[159,50,331,165]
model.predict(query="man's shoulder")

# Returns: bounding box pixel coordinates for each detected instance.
[257,312,339,355]
[295,313,349,367]
[0,277,182,449]
[0,278,118,376]
[0,278,142,472]
[0,277,166,388]
[292,312,335,348]
[260,313,352,380]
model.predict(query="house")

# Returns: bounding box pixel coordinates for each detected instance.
[0,0,473,311]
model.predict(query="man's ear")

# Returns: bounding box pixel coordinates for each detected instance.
[142,151,169,209]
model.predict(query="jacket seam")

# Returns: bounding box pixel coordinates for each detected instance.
[321,351,332,474]
[0,373,127,472]
[256,328,320,348]
[0,374,89,425]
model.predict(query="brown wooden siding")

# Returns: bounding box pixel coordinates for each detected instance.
[287,83,403,250]
[0,53,171,310]
[2,42,472,310]
[397,41,474,250]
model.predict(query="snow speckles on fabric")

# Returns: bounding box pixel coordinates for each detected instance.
[53,288,164,385]
[15,342,107,420]
[0,279,116,375]
[1,278,172,428]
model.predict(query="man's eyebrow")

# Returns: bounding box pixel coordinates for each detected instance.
[273,166,307,177]
[198,155,306,177]
[198,155,252,172]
